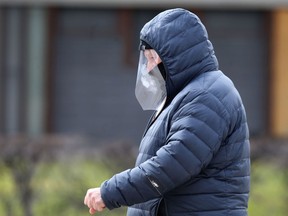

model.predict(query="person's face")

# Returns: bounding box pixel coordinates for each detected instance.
[144,49,162,72]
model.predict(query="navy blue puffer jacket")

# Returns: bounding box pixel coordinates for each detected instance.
[101,8,250,216]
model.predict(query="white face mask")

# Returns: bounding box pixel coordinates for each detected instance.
[135,49,167,111]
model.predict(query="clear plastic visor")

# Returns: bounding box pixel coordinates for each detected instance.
[138,49,162,74]
[135,49,166,110]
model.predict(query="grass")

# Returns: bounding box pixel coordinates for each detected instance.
[0,157,287,216]
[31,158,127,216]
[248,161,288,216]
[0,164,23,216]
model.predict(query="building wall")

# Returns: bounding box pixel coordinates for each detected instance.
[271,9,288,137]
[50,9,156,143]
[0,6,287,141]
[0,8,27,134]
[50,9,270,141]
[203,10,269,136]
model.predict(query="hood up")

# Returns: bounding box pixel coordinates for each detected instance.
[140,8,219,101]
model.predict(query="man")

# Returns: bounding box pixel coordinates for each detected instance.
[84,8,250,216]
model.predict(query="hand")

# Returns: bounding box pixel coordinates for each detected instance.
[84,187,106,214]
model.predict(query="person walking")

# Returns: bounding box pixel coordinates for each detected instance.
[84,8,250,216]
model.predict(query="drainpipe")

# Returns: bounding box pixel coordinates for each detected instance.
[26,7,48,135]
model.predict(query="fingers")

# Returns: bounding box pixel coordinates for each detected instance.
[91,197,105,212]
[84,188,94,208]
[84,191,88,205]
[84,188,91,206]
[89,208,96,215]
[84,188,106,214]
[89,206,104,215]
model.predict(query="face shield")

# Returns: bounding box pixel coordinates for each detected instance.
[135,47,167,111]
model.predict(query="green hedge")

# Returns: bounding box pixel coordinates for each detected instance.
[248,161,288,216]
[0,158,287,216]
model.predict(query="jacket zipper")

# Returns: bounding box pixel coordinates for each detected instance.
[139,166,162,196]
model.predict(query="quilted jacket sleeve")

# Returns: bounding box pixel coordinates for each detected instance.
[101,91,230,209]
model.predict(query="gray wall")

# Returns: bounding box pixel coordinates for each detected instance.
[203,11,269,136]
[52,9,154,143]
[51,9,269,143]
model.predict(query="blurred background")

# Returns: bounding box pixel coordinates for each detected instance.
[0,0,288,215]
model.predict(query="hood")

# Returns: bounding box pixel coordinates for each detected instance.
[140,8,219,101]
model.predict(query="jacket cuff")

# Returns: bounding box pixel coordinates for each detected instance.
[100,180,121,210]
